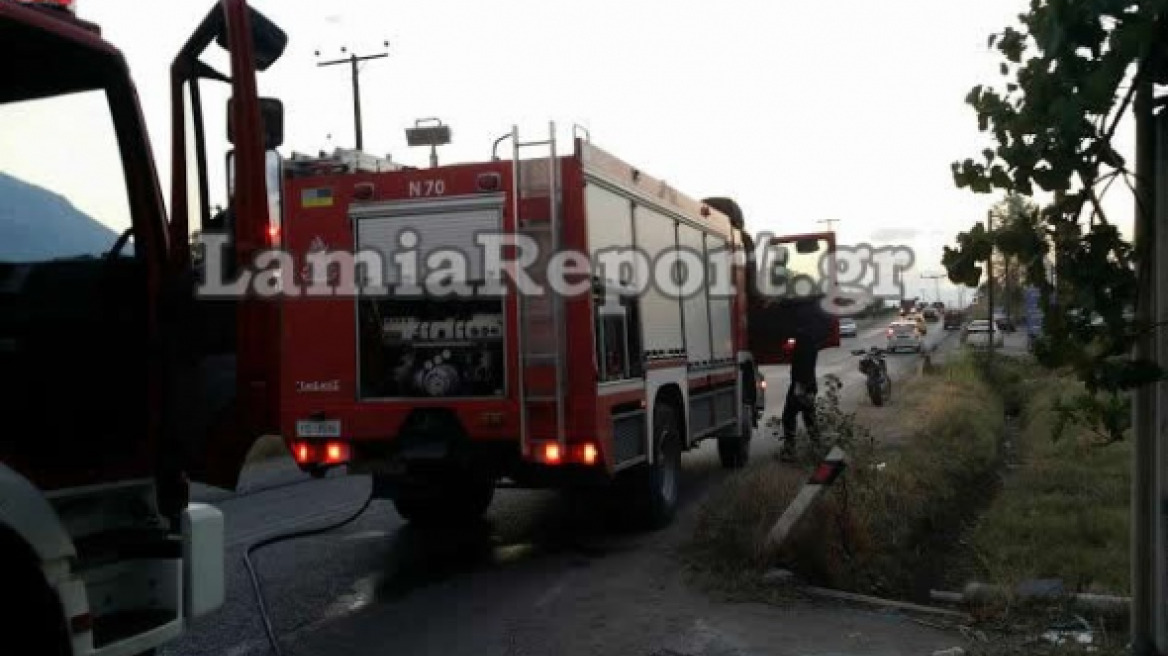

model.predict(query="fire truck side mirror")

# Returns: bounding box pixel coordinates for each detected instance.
[226,97,284,150]
[259,98,284,149]
[795,238,821,254]
[213,5,288,72]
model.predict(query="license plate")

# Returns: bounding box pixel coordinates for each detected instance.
[296,419,341,438]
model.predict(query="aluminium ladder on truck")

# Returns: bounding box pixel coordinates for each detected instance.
[512,122,566,457]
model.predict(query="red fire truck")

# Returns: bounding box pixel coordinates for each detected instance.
[1,0,287,652]
[277,127,837,528]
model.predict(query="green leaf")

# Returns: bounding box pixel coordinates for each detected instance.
[951,2,1148,441]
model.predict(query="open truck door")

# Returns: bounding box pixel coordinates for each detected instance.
[747,231,842,365]
[162,0,287,491]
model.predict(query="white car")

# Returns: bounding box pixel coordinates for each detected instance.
[886,321,923,352]
[964,319,1004,348]
[839,317,857,337]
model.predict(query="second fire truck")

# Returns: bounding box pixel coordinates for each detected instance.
[275,127,838,528]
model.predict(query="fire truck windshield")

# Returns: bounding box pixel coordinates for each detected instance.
[1,10,133,261]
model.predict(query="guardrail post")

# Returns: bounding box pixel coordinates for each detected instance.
[766,447,848,553]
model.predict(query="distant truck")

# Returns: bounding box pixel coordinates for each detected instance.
[943,309,964,330]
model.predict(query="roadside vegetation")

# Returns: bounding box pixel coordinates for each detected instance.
[686,350,1132,650]
[687,354,1007,598]
[970,371,1131,597]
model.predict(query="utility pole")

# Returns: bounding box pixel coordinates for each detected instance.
[987,208,995,363]
[1132,74,1162,656]
[316,42,389,152]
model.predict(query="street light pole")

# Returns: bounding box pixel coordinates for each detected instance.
[817,219,840,233]
[316,42,389,152]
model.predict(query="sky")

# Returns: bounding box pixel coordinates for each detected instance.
[51,0,1140,307]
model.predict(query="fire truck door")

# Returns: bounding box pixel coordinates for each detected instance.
[163,0,287,490]
[747,232,842,365]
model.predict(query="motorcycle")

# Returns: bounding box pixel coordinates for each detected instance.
[853,346,891,406]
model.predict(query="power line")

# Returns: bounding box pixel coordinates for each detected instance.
[315,42,390,152]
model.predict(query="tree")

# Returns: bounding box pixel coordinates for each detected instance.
[943,2,1168,444]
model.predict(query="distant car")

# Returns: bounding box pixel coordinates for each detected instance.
[992,310,1016,332]
[964,319,1004,348]
[922,308,939,323]
[839,317,857,337]
[886,321,924,353]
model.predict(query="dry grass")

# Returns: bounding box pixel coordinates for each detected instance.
[687,352,1006,597]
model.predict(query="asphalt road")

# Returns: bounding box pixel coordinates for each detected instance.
[167,317,957,656]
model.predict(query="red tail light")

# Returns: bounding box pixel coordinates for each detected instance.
[581,443,599,466]
[295,443,310,464]
[544,443,562,464]
[535,441,600,465]
[325,442,350,463]
[291,441,350,466]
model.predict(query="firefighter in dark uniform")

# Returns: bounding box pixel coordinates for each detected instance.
[780,326,819,461]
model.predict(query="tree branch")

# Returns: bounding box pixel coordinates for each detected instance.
[1102,69,1138,147]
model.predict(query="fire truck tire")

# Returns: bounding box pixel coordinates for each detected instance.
[620,403,681,529]
[0,534,71,656]
[718,404,753,469]
[392,477,495,527]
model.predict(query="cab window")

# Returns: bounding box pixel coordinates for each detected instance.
[0,85,147,479]
[0,89,132,261]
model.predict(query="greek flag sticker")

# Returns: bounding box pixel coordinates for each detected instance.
[301,187,334,208]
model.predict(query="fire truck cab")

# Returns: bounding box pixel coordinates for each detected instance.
[0,0,286,652]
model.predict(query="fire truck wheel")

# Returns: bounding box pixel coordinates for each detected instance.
[392,477,495,527]
[620,403,681,529]
[0,533,71,656]
[718,404,753,469]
